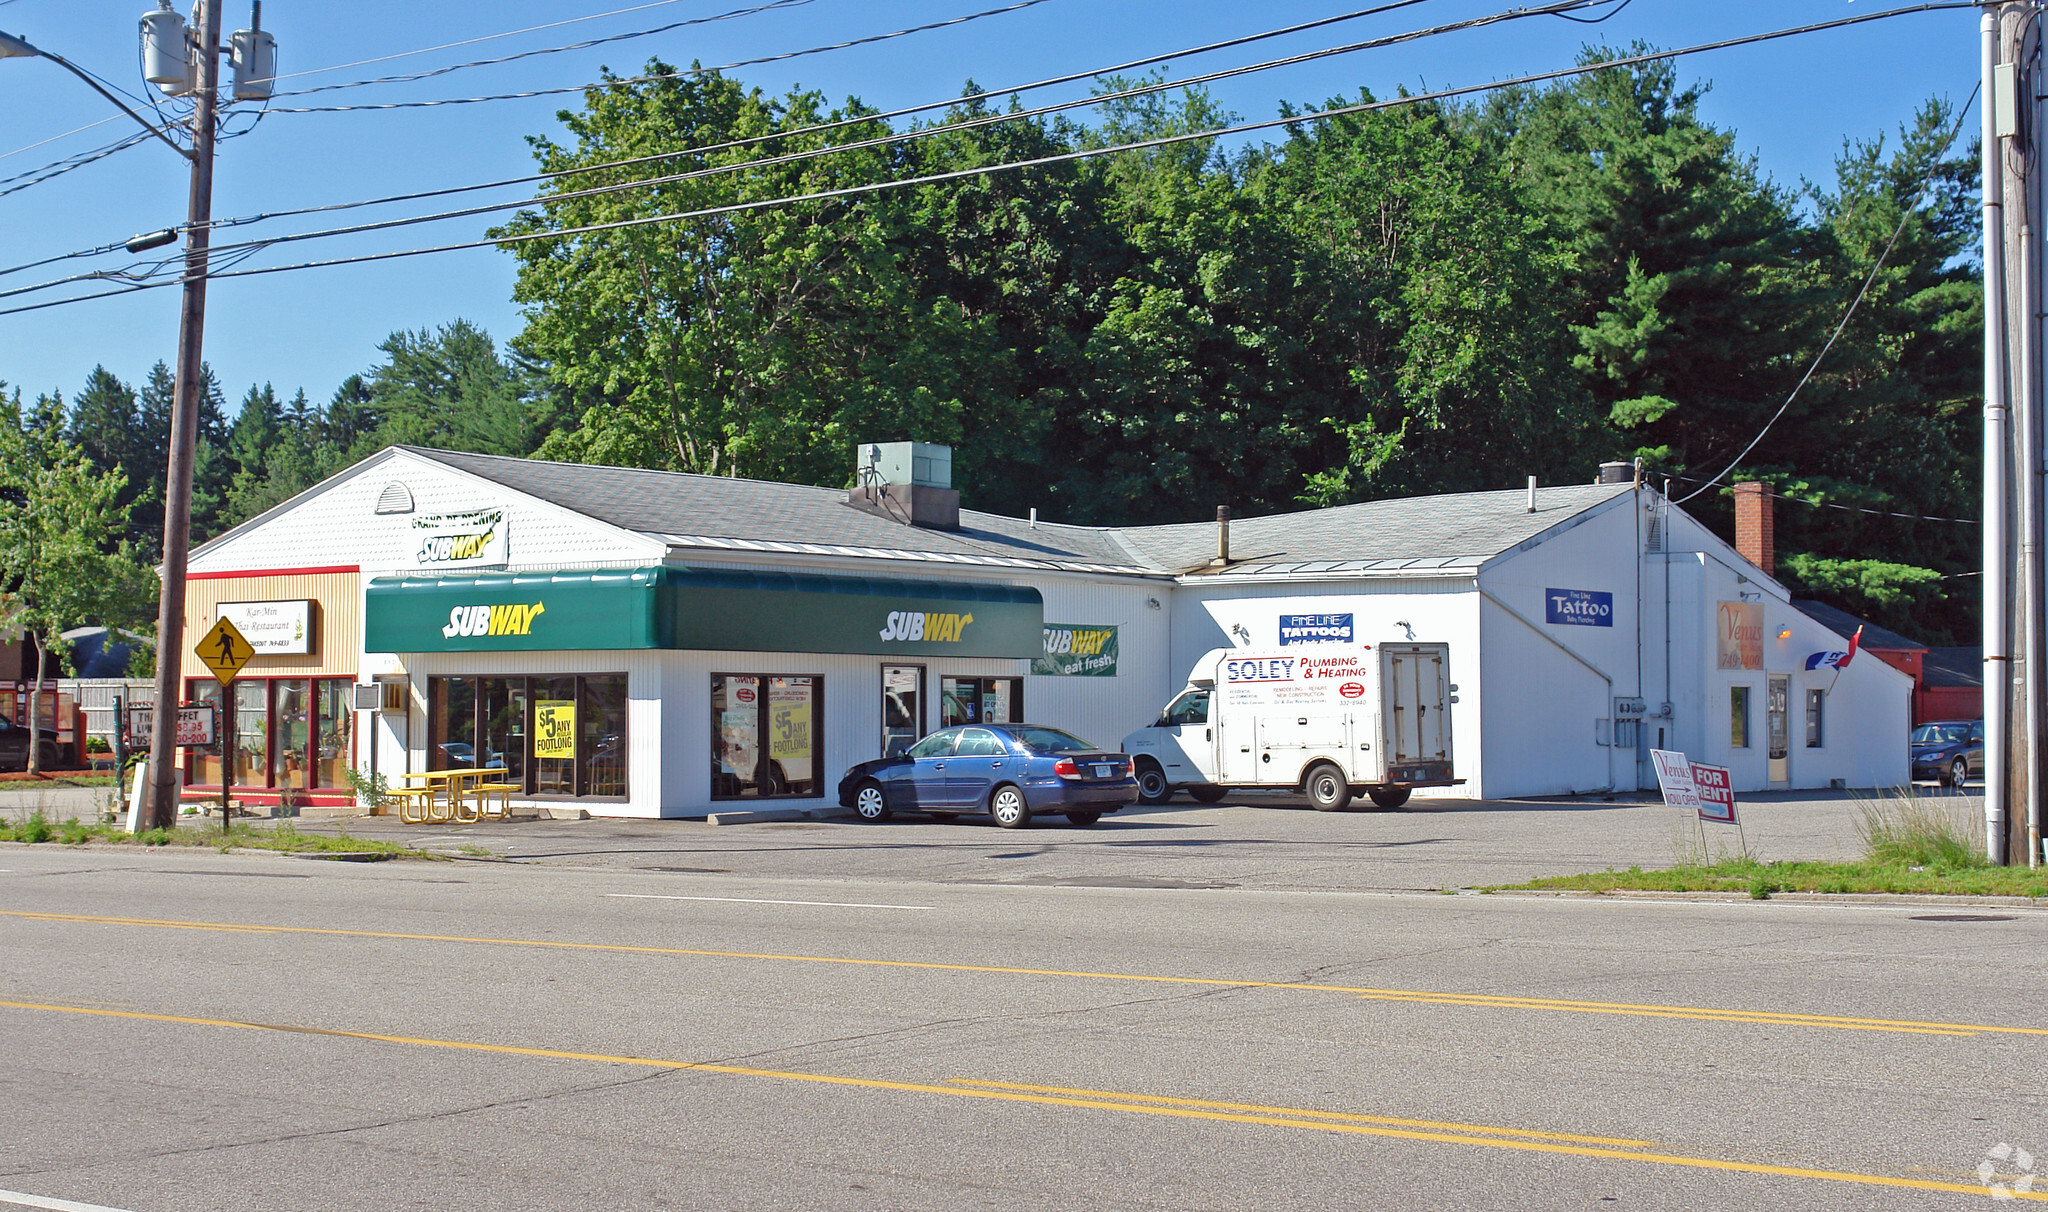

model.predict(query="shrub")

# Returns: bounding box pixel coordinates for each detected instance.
[17,812,52,844]
[59,818,90,845]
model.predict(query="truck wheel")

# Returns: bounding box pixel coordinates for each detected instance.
[1305,764,1352,812]
[1187,785,1228,804]
[1368,786,1412,810]
[1134,760,1174,805]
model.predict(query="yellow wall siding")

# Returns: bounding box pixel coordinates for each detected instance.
[183,571,360,677]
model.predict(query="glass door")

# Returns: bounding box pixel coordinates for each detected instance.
[1766,674,1790,787]
[882,665,923,755]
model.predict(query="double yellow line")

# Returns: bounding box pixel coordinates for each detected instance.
[4,909,2038,1040]
[0,997,2034,1203]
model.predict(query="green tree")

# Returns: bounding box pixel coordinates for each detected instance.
[0,391,156,773]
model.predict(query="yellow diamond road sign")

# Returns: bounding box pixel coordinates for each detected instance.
[196,615,255,682]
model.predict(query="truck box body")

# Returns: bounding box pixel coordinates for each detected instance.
[1122,644,1457,794]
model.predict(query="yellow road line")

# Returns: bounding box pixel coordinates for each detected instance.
[1355,993,1981,1036]
[942,1079,1656,1146]
[0,997,2034,1203]
[4,909,2037,1040]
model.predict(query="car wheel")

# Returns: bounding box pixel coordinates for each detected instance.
[1064,811,1101,827]
[852,781,891,822]
[1134,760,1173,806]
[1949,757,1969,788]
[1187,785,1228,804]
[1368,786,1412,810]
[35,742,59,771]
[1305,763,1352,812]
[990,785,1031,829]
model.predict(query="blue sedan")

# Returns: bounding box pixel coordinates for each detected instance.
[838,724,1138,828]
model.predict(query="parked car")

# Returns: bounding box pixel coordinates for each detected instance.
[0,717,65,773]
[1910,720,1984,787]
[837,724,1137,828]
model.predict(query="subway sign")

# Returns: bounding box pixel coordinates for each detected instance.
[367,567,1042,658]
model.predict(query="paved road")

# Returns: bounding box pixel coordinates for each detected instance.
[1,788,2038,1211]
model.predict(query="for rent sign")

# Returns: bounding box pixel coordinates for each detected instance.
[1652,749,1740,825]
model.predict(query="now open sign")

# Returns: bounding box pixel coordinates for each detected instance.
[1546,588,1613,627]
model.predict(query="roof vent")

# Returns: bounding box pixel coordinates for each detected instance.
[374,482,415,515]
[847,442,960,530]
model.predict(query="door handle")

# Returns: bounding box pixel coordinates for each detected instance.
[990,761,1002,768]
[1205,728,1212,740]
[933,763,945,769]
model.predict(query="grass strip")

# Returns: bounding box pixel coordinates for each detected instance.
[0,812,417,857]
[1498,857,2048,900]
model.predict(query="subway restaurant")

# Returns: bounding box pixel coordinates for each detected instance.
[180,445,1168,816]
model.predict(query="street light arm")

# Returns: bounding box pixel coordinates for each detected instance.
[0,32,193,162]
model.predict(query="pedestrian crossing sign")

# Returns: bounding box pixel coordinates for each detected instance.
[196,615,255,682]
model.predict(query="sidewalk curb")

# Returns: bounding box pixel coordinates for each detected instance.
[1488,889,2047,908]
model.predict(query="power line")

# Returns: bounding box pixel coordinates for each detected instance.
[0,1,1977,320]
[0,0,1453,276]
[1663,473,1980,525]
[156,0,1613,275]
[1673,80,1980,506]
[266,0,823,99]
[0,130,153,200]
[260,0,707,85]
[261,0,1072,114]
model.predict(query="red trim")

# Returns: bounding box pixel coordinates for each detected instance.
[181,787,354,807]
[190,565,358,581]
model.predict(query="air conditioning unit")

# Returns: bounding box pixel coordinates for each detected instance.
[350,682,380,712]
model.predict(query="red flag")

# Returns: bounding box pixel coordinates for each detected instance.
[1839,625,1861,668]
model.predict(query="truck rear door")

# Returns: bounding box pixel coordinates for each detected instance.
[1382,644,1451,773]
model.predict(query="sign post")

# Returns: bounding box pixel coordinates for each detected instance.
[194,616,253,823]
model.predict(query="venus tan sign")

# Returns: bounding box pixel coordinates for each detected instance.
[1716,602,1763,670]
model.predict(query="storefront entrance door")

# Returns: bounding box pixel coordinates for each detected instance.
[882,665,924,756]
[1767,674,1790,787]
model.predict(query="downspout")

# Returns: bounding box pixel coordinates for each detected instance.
[1985,8,2013,865]
[1478,586,1615,793]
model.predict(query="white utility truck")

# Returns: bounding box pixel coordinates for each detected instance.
[1122,644,1459,810]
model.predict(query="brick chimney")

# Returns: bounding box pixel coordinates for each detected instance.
[1732,481,1773,575]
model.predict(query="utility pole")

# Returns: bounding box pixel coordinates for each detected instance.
[1986,2,2045,868]
[142,0,224,832]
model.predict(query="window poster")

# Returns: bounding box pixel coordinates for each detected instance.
[532,700,577,759]
[768,679,813,782]
[718,676,760,776]
[985,680,1012,724]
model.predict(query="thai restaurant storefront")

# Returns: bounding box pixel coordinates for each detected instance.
[360,566,1045,814]
[180,567,362,808]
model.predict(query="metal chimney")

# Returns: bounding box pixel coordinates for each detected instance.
[1211,506,1231,567]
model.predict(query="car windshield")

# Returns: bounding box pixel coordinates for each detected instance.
[1009,727,1097,754]
[1912,724,1969,745]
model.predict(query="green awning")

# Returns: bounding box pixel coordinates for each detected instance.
[364,566,1044,658]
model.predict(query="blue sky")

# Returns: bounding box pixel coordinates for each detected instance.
[0,0,1981,416]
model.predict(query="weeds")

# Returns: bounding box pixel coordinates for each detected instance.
[0,814,412,857]
[1855,786,1985,870]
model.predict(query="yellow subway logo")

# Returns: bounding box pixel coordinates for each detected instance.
[878,610,974,643]
[443,602,546,639]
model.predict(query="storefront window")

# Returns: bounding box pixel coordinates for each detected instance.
[426,673,625,798]
[1805,689,1825,748]
[1730,686,1751,749]
[275,679,310,798]
[317,680,354,788]
[532,675,577,795]
[941,676,1023,727]
[580,674,627,797]
[713,673,821,799]
[234,681,268,786]
[190,678,226,786]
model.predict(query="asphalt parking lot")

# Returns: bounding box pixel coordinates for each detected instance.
[250,784,1982,893]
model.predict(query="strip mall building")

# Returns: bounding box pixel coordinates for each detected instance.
[177,445,1909,815]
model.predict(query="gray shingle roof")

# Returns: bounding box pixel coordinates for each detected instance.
[1789,600,1925,652]
[405,447,1636,577]
[1923,647,1983,689]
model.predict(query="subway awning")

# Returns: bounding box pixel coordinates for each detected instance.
[364,566,1043,658]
